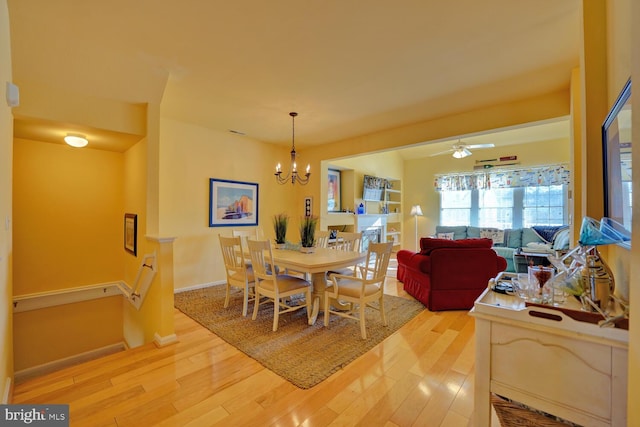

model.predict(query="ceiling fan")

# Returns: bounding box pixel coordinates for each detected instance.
[430,140,495,159]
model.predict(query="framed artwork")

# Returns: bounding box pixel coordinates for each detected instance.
[304,196,313,217]
[327,169,341,212]
[209,178,259,227]
[602,78,632,237]
[124,213,137,256]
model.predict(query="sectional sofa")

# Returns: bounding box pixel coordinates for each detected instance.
[433,225,570,272]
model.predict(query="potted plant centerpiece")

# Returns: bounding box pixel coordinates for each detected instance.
[273,213,289,249]
[299,216,318,253]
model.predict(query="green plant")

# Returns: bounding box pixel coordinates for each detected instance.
[299,216,318,248]
[272,213,289,244]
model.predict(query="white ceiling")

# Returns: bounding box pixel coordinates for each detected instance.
[7,0,579,151]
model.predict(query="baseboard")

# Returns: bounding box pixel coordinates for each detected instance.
[153,332,178,348]
[174,281,224,294]
[2,377,11,404]
[14,342,126,384]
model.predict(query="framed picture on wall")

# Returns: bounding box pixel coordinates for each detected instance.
[328,169,341,212]
[124,213,137,256]
[602,77,632,239]
[304,196,313,217]
[209,178,259,227]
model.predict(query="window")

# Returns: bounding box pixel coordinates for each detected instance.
[523,185,566,227]
[440,190,471,225]
[435,164,570,228]
[440,185,568,228]
[478,188,514,228]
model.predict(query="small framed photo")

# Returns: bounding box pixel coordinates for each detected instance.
[327,169,341,212]
[209,178,259,227]
[304,196,313,217]
[124,213,137,256]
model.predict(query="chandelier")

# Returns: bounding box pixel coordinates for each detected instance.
[275,112,311,185]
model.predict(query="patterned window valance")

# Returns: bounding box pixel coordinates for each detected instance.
[434,164,570,191]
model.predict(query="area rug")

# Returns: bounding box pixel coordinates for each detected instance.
[174,285,424,389]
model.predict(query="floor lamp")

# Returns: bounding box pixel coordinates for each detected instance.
[410,205,423,251]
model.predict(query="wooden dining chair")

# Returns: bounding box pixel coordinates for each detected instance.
[232,228,263,262]
[315,230,331,248]
[327,231,363,277]
[324,241,393,339]
[218,235,255,316]
[335,231,362,253]
[247,239,312,331]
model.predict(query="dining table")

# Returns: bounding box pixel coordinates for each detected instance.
[268,246,367,325]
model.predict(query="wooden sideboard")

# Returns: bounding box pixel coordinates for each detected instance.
[470,288,628,427]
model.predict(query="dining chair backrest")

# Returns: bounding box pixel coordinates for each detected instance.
[360,241,393,281]
[315,230,330,248]
[219,235,246,273]
[219,235,255,316]
[336,231,362,253]
[233,228,262,260]
[246,239,273,281]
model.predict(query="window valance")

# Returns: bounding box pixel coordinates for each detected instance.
[434,164,570,191]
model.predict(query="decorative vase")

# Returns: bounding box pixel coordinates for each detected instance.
[274,242,286,249]
[528,265,554,304]
[580,247,614,311]
[299,246,315,254]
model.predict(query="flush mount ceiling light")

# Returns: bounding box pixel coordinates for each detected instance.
[64,134,88,148]
[452,147,472,159]
[274,112,311,185]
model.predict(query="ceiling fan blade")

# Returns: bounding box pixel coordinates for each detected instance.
[465,143,495,150]
[429,148,454,157]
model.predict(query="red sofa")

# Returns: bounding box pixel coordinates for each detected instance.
[397,237,507,311]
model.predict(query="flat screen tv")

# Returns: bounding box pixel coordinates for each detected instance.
[362,175,385,201]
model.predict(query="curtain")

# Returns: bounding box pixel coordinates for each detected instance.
[434,164,570,191]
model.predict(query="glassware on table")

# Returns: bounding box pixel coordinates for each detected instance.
[511,273,534,301]
[528,265,554,304]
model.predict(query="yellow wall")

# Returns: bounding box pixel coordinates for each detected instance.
[12,139,126,368]
[13,139,125,293]
[13,297,123,372]
[158,117,296,290]
[606,0,640,423]
[403,137,571,240]
[629,0,640,419]
[0,0,13,401]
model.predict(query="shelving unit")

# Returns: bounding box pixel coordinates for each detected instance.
[384,179,402,251]
[323,170,402,252]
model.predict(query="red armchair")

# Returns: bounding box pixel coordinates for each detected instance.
[397,237,507,311]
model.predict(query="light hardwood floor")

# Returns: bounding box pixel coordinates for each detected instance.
[12,272,481,427]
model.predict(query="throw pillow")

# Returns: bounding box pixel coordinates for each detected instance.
[522,227,543,246]
[436,232,455,240]
[552,227,570,250]
[466,226,481,238]
[434,225,467,240]
[480,228,505,245]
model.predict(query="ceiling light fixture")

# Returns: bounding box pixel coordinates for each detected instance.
[64,134,88,148]
[452,147,471,159]
[275,112,310,185]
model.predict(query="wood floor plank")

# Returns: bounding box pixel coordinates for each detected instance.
[12,277,478,427]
